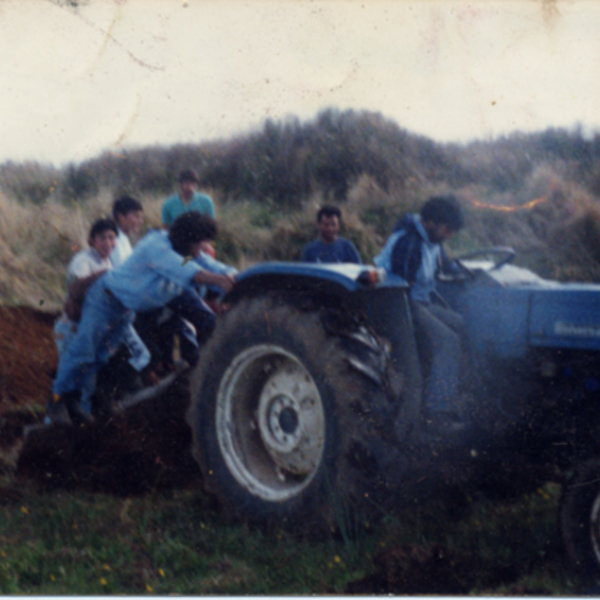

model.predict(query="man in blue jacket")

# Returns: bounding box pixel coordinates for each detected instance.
[47,212,235,426]
[374,195,467,432]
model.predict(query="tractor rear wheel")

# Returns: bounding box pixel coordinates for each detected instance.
[187,297,393,532]
[560,458,600,577]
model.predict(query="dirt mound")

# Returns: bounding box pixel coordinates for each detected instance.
[0,305,58,411]
[16,376,200,495]
[0,306,201,496]
[345,542,548,595]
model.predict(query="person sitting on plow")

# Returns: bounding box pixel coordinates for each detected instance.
[46,212,236,426]
[51,217,150,419]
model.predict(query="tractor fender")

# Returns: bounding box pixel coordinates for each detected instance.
[224,261,423,441]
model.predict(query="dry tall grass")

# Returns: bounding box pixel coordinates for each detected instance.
[1,164,600,310]
[460,166,600,280]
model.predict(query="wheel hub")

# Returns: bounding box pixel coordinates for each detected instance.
[263,394,300,445]
[257,363,322,475]
[264,394,300,441]
[278,406,299,435]
[216,344,326,502]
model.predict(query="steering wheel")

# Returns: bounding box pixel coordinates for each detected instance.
[453,247,516,273]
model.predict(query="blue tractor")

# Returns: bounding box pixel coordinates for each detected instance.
[186,248,600,572]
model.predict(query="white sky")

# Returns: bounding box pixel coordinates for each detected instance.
[1,0,600,166]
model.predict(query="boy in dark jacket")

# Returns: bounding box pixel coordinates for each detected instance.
[374,195,467,431]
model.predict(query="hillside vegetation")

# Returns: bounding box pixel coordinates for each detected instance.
[2,108,600,308]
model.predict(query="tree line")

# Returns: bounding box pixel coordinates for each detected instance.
[1,108,600,209]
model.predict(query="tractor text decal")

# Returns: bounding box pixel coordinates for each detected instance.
[554,321,600,338]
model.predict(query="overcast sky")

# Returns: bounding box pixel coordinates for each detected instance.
[1,0,600,166]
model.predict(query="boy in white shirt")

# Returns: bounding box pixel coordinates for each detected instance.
[111,195,144,268]
[55,218,118,354]
[52,219,118,421]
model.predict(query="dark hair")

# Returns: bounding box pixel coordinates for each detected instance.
[317,205,342,222]
[169,212,217,256]
[112,195,143,219]
[420,195,464,231]
[178,168,200,185]
[89,218,118,240]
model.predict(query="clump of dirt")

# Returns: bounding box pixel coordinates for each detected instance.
[345,543,521,595]
[0,305,58,411]
[0,305,58,459]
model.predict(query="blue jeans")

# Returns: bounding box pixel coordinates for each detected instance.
[52,276,134,397]
[410,300,465,414]
[54,313,149,413]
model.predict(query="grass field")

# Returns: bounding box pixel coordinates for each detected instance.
[0,472,593,595]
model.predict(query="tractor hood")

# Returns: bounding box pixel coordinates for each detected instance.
[529,284,600,351]
[441,262,600,358]
[466,263,600,351]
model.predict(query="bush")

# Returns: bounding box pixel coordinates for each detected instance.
[0,162,60,205]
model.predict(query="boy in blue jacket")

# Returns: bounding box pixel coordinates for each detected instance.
[374,195,467,432]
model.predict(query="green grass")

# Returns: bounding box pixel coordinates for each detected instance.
[0,478,595,595]
[0,483,380,595]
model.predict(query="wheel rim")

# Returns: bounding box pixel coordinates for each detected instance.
[590,491,600,565]
[216,344,326,502]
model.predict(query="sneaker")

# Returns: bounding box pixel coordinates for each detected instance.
[45,392,72,425]
[63,390,95,426]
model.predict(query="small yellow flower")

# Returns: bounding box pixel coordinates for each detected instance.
[334,555,341,563]
[158,569,165,578]
[50,574,56,581]
[102,564,111,571]
[537,486,550,499]
[146,584,153,592]
[100,578,107,586]
[21,506,29,515]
